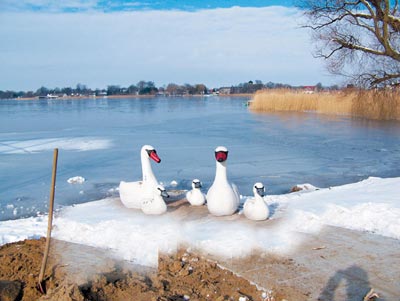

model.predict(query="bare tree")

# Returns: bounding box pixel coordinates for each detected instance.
[302,0,400,87]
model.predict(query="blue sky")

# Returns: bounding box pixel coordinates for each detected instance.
[0,1,337,91]
[0,1,295,12]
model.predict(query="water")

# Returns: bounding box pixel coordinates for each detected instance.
[1,96,400,221]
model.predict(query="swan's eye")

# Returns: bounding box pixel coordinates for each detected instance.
[146,149,155,155]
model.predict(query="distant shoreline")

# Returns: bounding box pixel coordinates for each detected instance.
[9,93,254,101]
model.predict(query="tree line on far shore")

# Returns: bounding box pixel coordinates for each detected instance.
[0,80,340,99]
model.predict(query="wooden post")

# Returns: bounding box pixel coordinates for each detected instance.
[38,148,58,293]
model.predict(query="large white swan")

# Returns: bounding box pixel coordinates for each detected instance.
[119,145,161,209]
[206,146,240,216]
[186,179,206,206]
[141,184,169,215]
[243,182,270,221]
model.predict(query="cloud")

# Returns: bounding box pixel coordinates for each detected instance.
[0,6,335,91]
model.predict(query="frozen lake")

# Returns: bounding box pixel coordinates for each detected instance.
[1,96,400,221]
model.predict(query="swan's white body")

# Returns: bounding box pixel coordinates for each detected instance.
[119,145,161,209]
[186,179,206,206]
[243,182,269,221]
[141,185,169,215]
[206,146,240,216]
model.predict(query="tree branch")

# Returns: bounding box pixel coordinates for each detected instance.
[370,72,400,86]
[302,0,400,87]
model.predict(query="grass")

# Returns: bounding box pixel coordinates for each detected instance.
[250,89,400,121]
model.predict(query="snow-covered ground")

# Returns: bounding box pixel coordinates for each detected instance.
[1,176,399,267]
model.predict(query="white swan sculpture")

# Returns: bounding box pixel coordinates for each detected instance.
[141,184,169,215]
[206,146,240,216]
[119,145,161,209]
[243,182,270,221]
[186,179,206,206]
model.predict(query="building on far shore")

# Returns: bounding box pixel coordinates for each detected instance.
[38,94,59,99]
[218,87,231,95]
[302,86,316,94]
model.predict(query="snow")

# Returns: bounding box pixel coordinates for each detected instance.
[281,177,400,237]
[0,176,399,267]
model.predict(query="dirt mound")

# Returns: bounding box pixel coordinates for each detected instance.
[0,239,46,301]
[0,239,282,301]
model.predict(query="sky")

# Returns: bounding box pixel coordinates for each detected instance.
[0,176,399,267]
[0,0,338,91]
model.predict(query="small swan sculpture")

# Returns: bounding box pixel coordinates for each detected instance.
[119,145,161,209]
[243,182,270,221]
[141,184,169,215]
[206,146,240,216]
[186,179,206,206]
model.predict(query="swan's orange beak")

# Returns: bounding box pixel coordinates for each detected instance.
[215,151,228,162]
[149,150,161,163]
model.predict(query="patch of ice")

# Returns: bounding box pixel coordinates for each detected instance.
[0,137,112,154]
[296,183,319,191]
[108,187,119,193]
[67,176,86,184]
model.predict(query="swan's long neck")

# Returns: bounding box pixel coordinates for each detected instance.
[255,193,263,202]
[141,152,157,184]
[253,188,264,202]
[214,161,228,184]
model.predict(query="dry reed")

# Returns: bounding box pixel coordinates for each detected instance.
[250,89,400,120]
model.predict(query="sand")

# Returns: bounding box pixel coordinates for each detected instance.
[0,238,278,301]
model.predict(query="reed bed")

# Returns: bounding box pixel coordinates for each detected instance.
[250,89,400,121]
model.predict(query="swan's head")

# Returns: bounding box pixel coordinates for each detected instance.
[142,145,161,163]
[192,179,202,189]
[214,146,228,162]
[156,185,169,198]
[253,182,265,197]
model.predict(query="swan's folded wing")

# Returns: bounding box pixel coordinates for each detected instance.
[231,183,240,204]
[119,181,143,209]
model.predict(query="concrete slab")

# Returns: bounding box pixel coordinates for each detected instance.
[208,225,400,300]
